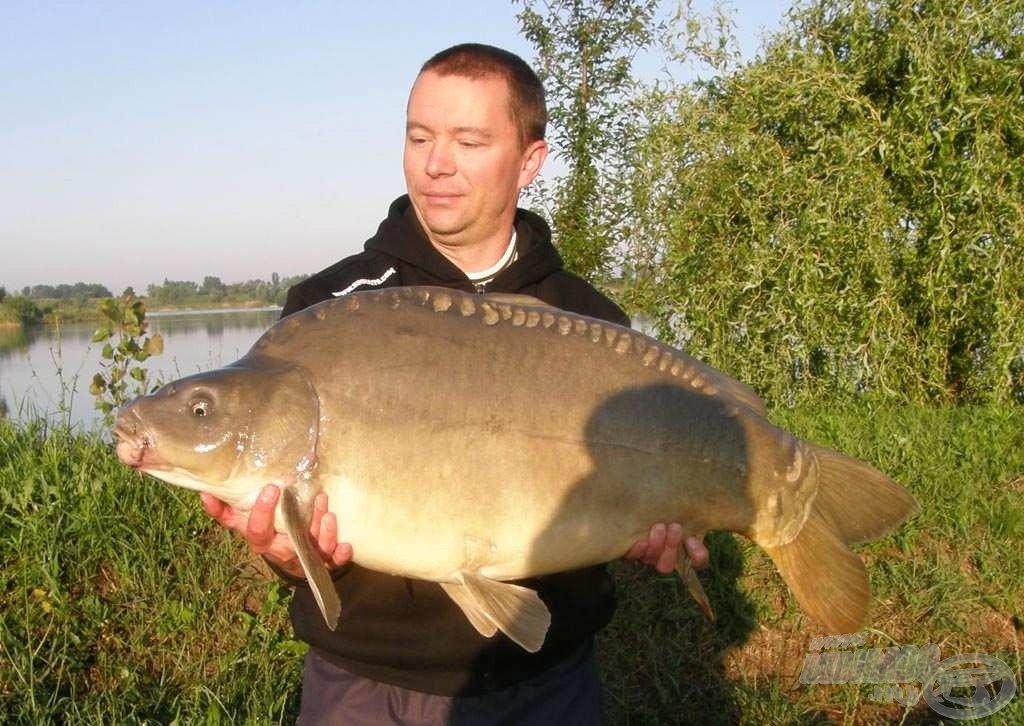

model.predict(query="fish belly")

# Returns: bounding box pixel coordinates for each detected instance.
[319,415,753,583]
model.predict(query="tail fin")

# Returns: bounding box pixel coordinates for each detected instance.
[764,446,918,633]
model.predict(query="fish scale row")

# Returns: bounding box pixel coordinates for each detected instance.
[413,287,718,393]
[275,286,750,408]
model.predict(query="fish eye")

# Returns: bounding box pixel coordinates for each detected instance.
[191,400,211,417]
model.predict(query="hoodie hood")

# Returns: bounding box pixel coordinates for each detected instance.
[364,196,565,292]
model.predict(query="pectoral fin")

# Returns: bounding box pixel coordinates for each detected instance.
[442,573,551,653]
[279,487,342,630]
[676,553,715,622]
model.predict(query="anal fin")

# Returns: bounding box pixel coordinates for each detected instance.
[279,487,342,630]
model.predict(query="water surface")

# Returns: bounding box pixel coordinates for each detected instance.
[0,308,281,431]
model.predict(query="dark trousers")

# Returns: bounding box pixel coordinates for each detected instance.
[297,642,603,725]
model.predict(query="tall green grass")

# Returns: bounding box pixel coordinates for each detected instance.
[0,420,303,723]
[2,403,1021,723]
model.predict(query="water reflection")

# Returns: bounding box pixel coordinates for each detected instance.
[0,309,281,431]
[148,308,283,337]
[0,325,33,358]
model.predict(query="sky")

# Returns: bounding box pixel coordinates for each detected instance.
[1,1,791,295]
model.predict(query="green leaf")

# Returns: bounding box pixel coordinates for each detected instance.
[144,333,164,355]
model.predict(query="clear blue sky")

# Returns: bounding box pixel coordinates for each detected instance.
[1,1,790,295]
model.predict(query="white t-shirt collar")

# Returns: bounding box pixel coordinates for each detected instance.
[465,230,518,282]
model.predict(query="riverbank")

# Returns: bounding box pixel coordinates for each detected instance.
[2,403,1020,722]
[144,300,283,314]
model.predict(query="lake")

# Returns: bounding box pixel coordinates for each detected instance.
[0,308,282,431]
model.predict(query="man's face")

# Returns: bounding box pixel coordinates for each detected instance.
[403,70,546,251]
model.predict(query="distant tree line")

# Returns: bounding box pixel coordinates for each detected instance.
[144,273,307,307]
[1,273,309,325]
[21,282,113,300]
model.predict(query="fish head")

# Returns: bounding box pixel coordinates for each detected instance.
[113,363,319,502]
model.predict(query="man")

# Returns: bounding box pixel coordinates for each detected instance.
[202,44,708,724]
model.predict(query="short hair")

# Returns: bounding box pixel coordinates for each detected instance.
[420,43,547,147]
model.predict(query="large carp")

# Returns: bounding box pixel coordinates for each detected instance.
[113,286,917,652]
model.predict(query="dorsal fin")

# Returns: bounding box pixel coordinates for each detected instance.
[480,292,554,309]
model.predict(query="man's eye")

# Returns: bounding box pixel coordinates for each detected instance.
[459,141,482,148]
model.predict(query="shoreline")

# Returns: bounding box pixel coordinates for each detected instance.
[34,300,283,325]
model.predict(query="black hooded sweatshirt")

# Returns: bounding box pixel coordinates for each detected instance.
[277,196,627,696]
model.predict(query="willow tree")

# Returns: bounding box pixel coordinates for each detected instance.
[517,0,662,280]
[623,0,1023,405]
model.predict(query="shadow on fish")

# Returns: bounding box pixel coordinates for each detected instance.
[113,286,918,653]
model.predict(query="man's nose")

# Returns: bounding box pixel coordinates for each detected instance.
[425,140,455,177]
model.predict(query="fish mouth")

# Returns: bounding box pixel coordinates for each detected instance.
[112,409,167,470]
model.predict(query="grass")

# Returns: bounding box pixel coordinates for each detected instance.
[0,419,304,723]
[1,403,1021,723]
[599,402,1023,724]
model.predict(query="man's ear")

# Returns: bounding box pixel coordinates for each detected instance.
[518,139,549,189]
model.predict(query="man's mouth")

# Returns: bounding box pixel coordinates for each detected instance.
[423,192,463,204]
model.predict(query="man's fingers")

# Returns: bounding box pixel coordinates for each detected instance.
[624,540,648,560]
[203,484,346,574]
[655,524,683,574]
[644,523,666,567]
[309,491,327,542]
[318,511,338,556]
[247,485,280,551]
[200,492,225,518]
[685,535,710,570]
[200,492,248,532]
[330,542,353,568]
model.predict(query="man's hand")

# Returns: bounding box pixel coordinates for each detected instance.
[200,485,353,580]
[624,523,709,574]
